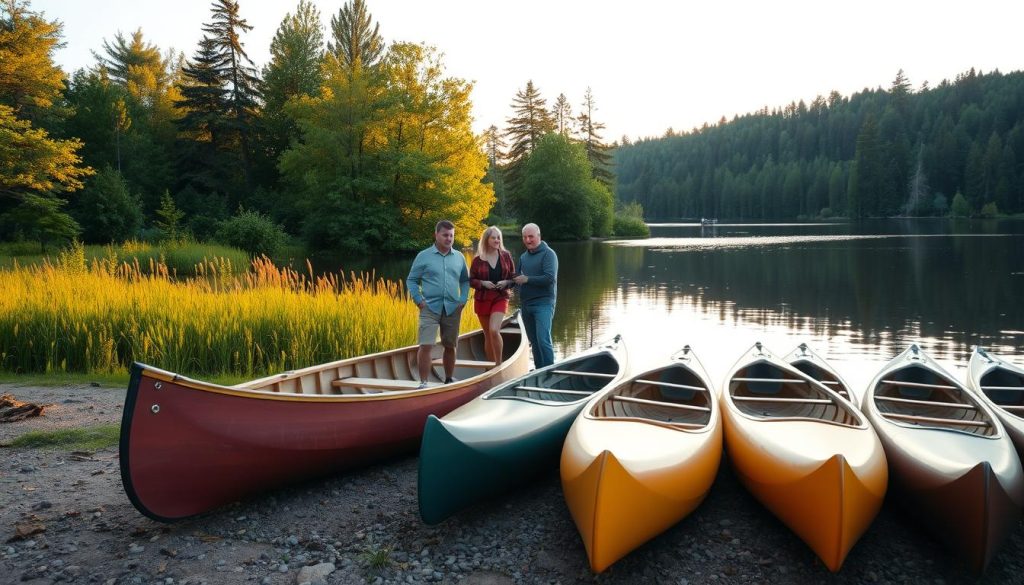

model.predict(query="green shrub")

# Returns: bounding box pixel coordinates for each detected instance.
[979,202,999,218]
[72,167,142,243]
[215,209,287,257]
[950,192,971,218]
[612,215,650,237]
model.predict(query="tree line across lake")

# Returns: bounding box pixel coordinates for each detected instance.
[615,68,1024,221]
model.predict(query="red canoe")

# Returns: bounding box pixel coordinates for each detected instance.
[119,314,528,521]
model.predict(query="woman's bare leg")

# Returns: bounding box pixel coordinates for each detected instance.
[478,314,495,363]
[488,312,505,365]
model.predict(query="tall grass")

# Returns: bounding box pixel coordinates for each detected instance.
[0,255,477,378]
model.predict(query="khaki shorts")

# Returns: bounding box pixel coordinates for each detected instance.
[418,306,462,348]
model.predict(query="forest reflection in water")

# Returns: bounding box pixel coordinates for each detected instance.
[546,219,1024,395]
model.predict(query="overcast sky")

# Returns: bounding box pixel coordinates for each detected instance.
[31,0,1024,141]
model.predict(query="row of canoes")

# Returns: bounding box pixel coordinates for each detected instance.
[118,317,1024,573]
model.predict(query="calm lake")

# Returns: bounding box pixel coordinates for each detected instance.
[329,219,1024,399]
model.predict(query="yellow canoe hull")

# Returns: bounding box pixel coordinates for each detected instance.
[561,418,722,572]
[722,414,887,571]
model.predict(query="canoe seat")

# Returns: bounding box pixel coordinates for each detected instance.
[732,396,832,404]
[499,327,522,334]
[514,386,591,396]
[331,377,432,390]
[875,395,975,409]
[550,370,616,379]
[634,379,708,392]
[610,395,710,412]
[431,359,496,368]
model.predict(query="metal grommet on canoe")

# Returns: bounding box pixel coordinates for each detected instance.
[154,382,162,390]
[151,404,160,414]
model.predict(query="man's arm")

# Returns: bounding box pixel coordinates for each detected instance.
[523,249,557,286]
[458,258,470,304]
[406,253,426,307]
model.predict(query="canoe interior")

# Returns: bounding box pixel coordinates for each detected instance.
[790,360,850,399]
[980,366,1024,417]
[874,364,996,437]
[591,363,713,428]
[729,361,860,426]
[235,319,523,395]
[489,353,619,403]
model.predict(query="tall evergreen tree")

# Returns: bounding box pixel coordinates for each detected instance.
[328,0,383,72]
[202,0,260,194]
[93,29,170,100]
[483,124,509,220]
[174,36,231,199]
[849,115,884,217]
[503,80,554,197]
[576,87,614,188]
[552,93,571,136]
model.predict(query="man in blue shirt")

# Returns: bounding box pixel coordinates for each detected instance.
[512,223,558,368]
[406,220,470,388]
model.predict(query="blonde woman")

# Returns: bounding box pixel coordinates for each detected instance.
[469,226,516,365]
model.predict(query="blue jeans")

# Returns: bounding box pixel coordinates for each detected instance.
[521,302,555,368]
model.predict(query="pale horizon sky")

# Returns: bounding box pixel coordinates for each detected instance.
[30,0,1024,142]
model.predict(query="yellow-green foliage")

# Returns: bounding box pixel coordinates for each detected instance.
[0,256,477,377]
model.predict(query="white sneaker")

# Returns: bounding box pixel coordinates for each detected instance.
[416,381,428,390]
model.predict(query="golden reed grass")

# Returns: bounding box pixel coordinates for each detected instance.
[0,255,478,377]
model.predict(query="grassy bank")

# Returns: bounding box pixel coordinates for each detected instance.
[0,256,477,379]
[7,424,120,451]
[0,240,250,277]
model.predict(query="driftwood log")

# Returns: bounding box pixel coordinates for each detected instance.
[0,393,49,422]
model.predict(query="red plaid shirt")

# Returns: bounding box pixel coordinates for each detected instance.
[469,250,516,301]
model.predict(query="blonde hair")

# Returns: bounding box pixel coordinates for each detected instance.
[475,226,505,258]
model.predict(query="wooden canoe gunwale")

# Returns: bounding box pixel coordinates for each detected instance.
[484,342,624,406]
[726,354,865,430]
[871,362,999,438]
[136,315,527,403]
[785,343,853,400]
[586,353,717,432]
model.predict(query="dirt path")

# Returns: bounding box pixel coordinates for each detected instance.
[1,382,1022,584]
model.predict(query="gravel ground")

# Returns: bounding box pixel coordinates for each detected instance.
[1,382,1023,585]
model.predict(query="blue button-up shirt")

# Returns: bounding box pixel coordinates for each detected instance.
[406,245,470,315]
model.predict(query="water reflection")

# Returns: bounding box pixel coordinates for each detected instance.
[548,220,1024,394]
[307,219,1024,394]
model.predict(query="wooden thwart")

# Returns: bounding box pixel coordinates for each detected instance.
[332,377,428,390]
[550,370,616,379]
[875,395,976,410]
[881,379,958,391]
[634,379,708,392]
[732,377,808,384]
[881,412,990,427]
[610,395,710,412]
[431,359,496,368]
[733,396,833,405]
[514,386,591,396]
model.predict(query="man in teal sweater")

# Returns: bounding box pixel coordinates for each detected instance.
[406,220,470,388]
[513,223,558,368]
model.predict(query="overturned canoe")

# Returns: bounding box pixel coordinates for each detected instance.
[722,342,887,572]
[863,344,1024,572]
[561,345,722,572]
[418,335,626,525]
[967,347,1024,459]
[120,313,529,521]
[784,343,852,401]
